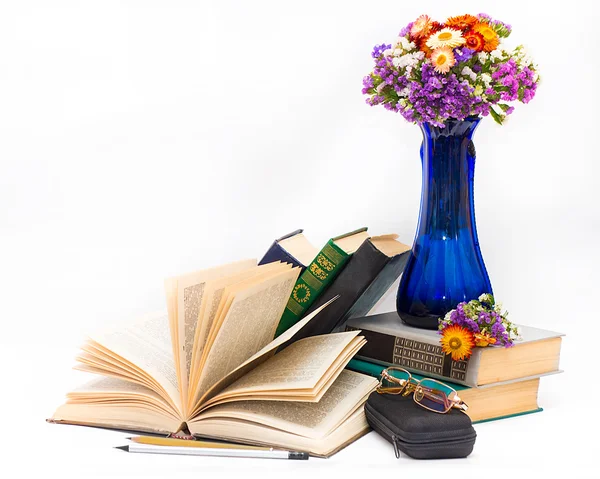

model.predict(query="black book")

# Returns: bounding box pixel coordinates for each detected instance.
[295,234,410,339]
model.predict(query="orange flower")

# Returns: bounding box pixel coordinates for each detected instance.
[463,30,485,52]
[474,332,497,347]
[430,46,456,74]
[474,22,500,52]
[445,14,478,31]
[410,15,433,39]
[440,325,475,361]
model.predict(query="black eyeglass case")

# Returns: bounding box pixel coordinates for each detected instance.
[365,392,477,460]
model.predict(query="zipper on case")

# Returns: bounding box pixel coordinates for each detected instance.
[365,404,402,459]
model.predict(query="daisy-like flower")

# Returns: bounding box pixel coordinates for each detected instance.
[473,22,500,52]
[440,325,475,361]
[463,30,485,52]
[445,14,478,31]
[430,46,456,74]
[426,27,466,49]
[410,14,432,39]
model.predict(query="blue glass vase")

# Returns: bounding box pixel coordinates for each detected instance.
[396,117,493,329]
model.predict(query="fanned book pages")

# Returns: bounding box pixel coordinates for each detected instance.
[49,260,378,457]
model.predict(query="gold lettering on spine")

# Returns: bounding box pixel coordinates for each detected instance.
[316,254,335,272]
[309,263,327,280]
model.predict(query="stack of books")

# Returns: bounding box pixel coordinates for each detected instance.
[344,312,563,423]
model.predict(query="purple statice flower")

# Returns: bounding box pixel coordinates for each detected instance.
[454,48,475,63]
[399,22,413,38]
[371,43,392,59]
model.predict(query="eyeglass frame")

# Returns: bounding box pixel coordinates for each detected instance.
[376,367,469,414]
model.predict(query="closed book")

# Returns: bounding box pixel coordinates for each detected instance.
[345,312,563,387]
[258,229,318,273]
[297,235,410,340]
[275,228,370,337]
[346,358,547,424]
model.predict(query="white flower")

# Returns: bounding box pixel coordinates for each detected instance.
[376,82,387,93]
[490,48,505,60]
[383,48,393,57]
[394,36,416,52]
[478,293,491,302]
[414,51,425,60]
[480,73,492,86]
[477,52,489,63]
[461,66,477,82]
[392,52,421,69]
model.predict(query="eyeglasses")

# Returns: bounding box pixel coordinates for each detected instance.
[377,367,469,414]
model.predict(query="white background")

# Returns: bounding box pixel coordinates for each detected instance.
[1,1,598,477]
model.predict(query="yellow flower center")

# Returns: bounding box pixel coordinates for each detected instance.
[436,54,447,66]
[438,32,453,41]
[480,28,495,40]
[449,338,462,349]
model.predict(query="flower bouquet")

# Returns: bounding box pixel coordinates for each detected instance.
[362,13,539,125]
[438,294,522,361]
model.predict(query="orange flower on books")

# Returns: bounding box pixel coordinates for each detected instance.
[440,325,475,361]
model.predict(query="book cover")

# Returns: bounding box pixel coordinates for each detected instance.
[345,312,563,387]
[275,228,369,337]
[297,235,410,340]
[258,229,315,273]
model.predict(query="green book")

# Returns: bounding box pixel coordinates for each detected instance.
[274,228,370,337]
[346,358,547,424]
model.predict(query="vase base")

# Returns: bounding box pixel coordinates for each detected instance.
[397,311,440,330]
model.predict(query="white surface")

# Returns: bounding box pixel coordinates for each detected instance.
[0,1,597,477]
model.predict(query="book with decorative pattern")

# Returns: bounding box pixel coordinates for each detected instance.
[345,311,563,387]
[275,228,370,337]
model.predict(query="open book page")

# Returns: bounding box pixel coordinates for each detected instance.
[202,331,363,407]
[191,267,300,411]
[65,376,181,420]
[89,311,182,415]
[191,370,378,440]
[188,262,284,403]
[189,298,335,417]
[165,260,256,414]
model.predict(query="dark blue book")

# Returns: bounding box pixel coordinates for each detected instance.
[258,229,318,273]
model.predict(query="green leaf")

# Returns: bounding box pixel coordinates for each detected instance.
[489,106,504,125]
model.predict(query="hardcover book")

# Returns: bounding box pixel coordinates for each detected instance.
[345,311,563,387]
[49,260,379,458]
[298,234,410,339]
[275,227,370,337]
[258,229,318,273]
[347,358,548,423]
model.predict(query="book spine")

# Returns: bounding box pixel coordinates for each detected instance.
[275,239,350,337]
[345,358,468,390]
[298,240,391,339]
[345,250,409,320]
[344,325,478,386]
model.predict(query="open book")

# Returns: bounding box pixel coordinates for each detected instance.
[50,260,379,457]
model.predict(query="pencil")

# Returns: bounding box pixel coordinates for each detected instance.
[115,443,310,460]
[128,435,267,450]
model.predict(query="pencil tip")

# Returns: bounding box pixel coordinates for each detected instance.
[114,445,129,452]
